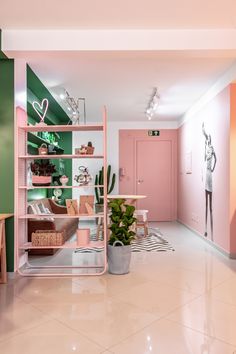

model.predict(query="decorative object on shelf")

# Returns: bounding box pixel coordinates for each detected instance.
[145,87,160,121]
[27,160,33,187]
[59,159,65,176]
[95,165,116,212]
[75,141,94,155]
[75,146,86,155]
[108,199,137,275]
[38,143,48,155]
[66,199,79,215]
[76,228,90,246]
[60,175,69,186]
[74,166,92,186]
[79,195,94,214]
[31,160,57,186]
[48,144,56,155]
[52,188,62,202]
[31,230,65,247]
[32,98,49,126]
[59,89,86,125]
[86,141,94,155]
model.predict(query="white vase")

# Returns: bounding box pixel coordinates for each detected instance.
[60,175,69,186]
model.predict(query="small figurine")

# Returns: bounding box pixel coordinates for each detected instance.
[74,166,92,186]
[75,142,94,155]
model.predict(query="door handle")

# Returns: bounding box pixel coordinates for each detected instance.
[137,179,144,184]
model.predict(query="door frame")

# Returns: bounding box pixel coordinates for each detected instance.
[119,129,177,221]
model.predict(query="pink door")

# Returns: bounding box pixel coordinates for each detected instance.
[136,140,172,221]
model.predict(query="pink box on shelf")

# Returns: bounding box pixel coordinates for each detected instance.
[76,228,90,246]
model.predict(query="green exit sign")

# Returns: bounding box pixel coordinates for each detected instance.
[148,130,160,136]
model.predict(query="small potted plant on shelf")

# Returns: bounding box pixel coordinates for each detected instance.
[108,199,136,275]
[95,165,116,214]
[31,160,57,186]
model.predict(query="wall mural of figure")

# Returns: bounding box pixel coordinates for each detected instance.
[202,122,217,240]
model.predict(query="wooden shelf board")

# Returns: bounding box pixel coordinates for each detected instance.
[19,154,104,159]
[19,213,104,219]
[19,124,104,132]
[20,240,104,250]
[19,185,104,189]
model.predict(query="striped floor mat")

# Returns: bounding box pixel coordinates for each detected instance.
[74,228,174,253]
[131,228,175,252]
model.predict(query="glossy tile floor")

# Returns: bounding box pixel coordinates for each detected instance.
[1,221,236,353]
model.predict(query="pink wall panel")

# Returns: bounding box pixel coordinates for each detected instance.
[178,86,231,253]
[230,84,236,254]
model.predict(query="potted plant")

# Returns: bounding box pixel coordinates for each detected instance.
[108,199,136,274]
[31,159,57,186]
[95,165,116,214]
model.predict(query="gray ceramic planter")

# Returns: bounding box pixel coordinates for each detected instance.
[107,241,131,275]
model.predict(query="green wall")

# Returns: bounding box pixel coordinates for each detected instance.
[0,58,15,271]
[27,65,72,203]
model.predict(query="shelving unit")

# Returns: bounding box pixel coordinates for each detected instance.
[15,106,108,277]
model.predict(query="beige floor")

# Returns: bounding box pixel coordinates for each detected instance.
[1,221,236,353]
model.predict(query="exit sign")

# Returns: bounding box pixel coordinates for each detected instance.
[148,130,160,136]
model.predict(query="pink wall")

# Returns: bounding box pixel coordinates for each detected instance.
[119,129,177,220]
[178,86,231,253]
[230,84,236,255]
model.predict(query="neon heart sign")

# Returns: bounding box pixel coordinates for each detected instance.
[32,98,49,126]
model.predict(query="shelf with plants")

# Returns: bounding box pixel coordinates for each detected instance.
[15,106,108,277]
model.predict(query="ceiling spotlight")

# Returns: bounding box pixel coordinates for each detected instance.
[146,87,160,120]
[59,93,65,100]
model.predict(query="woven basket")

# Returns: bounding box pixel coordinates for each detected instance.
[31,230,65,246]
[38,143,48,155]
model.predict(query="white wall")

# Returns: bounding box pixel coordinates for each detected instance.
[72,120,177,199]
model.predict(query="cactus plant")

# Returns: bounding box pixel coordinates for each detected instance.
[95,165,116,204]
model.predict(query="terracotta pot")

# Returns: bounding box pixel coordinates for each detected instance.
[32,175,52,186]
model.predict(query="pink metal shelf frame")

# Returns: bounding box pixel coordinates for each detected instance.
[15,107,108,277]
[20,240,104,250]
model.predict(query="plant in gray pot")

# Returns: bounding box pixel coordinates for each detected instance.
[108,199,136,275]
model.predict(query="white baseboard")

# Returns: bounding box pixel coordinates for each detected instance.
[177,219,232,259]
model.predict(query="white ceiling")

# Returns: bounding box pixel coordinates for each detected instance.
[1,0,236,29]
[3,0,236,123]
[10,51,235,122]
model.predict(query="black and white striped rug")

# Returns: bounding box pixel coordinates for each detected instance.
[131,228,175,252]
[74,228,174,253]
